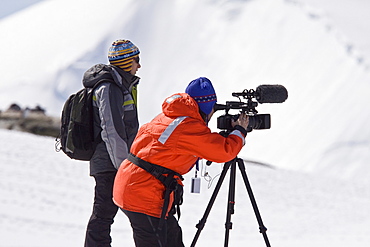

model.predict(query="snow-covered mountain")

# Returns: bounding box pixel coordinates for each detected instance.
[1,0,369,179]
[1,0,370,245]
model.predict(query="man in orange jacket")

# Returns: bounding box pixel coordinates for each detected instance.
[113,77,249,247]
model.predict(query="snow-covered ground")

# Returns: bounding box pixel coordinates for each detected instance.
[1,129,369,246]
[1,0,370,246]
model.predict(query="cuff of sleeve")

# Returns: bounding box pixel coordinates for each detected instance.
[234,125,248,137]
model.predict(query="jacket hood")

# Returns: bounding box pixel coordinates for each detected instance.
[82,64,114,88]
[162,93,204,120]
[82,64,139,89]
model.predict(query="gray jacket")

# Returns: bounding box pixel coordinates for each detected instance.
[82,64,140,175]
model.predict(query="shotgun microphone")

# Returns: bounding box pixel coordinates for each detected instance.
[231,84,288,104]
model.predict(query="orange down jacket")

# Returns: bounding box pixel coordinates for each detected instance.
[113,93,246,218]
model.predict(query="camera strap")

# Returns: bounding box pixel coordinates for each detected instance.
[127,153,184,231]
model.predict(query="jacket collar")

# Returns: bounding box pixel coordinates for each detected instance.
[109,65,140,92]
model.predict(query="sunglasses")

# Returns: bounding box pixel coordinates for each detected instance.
[134,56,140,64]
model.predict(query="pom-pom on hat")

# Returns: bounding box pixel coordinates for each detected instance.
[108,40,140,72]
[185,77,217,115]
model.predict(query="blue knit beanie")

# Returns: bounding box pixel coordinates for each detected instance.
[185,77,217,115]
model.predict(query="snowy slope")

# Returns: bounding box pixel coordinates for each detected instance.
[1,129,369,246]
[301,0,370,62]
[0,0,369,179]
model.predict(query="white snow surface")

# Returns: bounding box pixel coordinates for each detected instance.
[1,129,369,246]
[1,0,370,246]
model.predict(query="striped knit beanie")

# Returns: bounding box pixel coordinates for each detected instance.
[185,77,217,115]
[108,40,140,72]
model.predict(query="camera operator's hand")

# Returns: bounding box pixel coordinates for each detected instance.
[232,113,249,130]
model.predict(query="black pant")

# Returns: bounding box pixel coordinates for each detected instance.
[85,172,118,247]
[123,210,185,247]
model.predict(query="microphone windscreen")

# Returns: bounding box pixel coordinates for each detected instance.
[256,85,288,103]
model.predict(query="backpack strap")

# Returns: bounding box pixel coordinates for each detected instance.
[127,153,184,231]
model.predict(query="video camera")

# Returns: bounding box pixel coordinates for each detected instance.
[215,85,288,132]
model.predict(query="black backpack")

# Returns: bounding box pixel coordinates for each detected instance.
[55,80,111,160]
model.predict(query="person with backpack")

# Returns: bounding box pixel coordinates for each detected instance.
[83,40,141,247]
[113,77,249,247]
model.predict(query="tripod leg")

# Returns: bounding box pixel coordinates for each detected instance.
[224,160,236,247]
[237,158,271,247]
[191,160,232,247]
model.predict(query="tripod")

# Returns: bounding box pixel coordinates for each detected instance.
[191,157,271,247]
